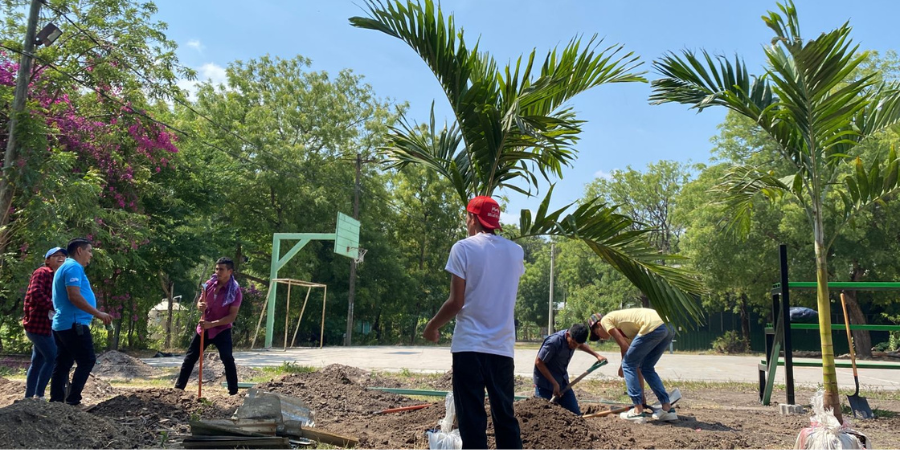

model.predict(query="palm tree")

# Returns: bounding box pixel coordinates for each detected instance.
[350,0,705,327]
[650,0,900,419]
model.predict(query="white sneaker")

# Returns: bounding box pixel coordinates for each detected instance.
[619,408,651,423]
[652,408,678,422]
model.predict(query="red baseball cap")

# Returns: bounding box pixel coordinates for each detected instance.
[467,196,502,231]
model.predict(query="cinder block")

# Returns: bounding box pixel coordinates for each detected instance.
[780,404,806,415]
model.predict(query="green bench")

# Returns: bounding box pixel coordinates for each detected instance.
[759,358,900,370]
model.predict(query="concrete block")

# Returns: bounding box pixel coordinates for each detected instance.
[780,404,806,415]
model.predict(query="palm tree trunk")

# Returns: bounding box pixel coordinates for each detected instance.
[740,293,751,353]
[814,210,842,422]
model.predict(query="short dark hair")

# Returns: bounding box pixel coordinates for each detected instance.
[66,238,91,256]
[216,257,234,271]
[569,323,588,344]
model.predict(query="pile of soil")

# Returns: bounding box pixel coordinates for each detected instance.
[0,400,129,449]
[254,364,419,422]
[89,388,240,447]
[0,375,117,407]
[93,350,157,380]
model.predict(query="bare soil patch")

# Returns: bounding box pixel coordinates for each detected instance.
[0,374,117,407]
[0,400,130,449]
[89,388,241,447]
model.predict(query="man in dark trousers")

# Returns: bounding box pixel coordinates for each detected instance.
[50,238,112,406]
[174,257,243,395]
[534,323,607,415]
[423,196,525,449]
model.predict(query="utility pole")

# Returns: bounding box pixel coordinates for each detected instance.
[548,242,555,335]
[0,0,42,248]
[345,152,362,346]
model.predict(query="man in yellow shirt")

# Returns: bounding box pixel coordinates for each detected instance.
[588,309,677,422]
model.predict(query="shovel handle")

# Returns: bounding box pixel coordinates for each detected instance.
[839,293,859,378]
[583,405,630,418]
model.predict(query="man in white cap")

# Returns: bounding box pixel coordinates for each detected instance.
[22,246,67,399]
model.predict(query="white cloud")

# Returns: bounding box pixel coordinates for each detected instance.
[177,62,228,101]
[500,212,520,226]
[199,63,228,86]
[186,39,204,52]
[594,169,617,180]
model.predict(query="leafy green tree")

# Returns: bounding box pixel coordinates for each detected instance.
[351,0,705,327]
[651,1,900,417]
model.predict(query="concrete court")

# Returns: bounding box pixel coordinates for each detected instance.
[142,345,900,391]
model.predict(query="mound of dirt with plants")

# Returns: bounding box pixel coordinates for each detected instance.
[93,350,157,380]
[0,400,129,449]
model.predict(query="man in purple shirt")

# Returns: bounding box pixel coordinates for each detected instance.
[174,257,243,395]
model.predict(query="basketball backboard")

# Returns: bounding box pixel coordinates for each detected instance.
[334,212,360,259]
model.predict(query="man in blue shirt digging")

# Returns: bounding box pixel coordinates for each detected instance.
[533,323,607,415]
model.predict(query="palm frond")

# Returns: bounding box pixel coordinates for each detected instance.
[715,166,795,236]
[513,188,706,328]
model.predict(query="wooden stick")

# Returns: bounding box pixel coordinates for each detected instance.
[284,282,292,351]
[291,286,313,347]
[375,404,431,414]
[320,286,327,349]
[582,405,630,418]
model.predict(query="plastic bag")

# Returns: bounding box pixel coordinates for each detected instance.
[789,307,819,323]
[794,390,868,449]
[426,393,462,450]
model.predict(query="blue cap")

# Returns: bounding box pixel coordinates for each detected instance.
[44,247,67,259]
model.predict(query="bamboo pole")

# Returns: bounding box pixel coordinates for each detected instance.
[320,286,327,349]
[291,286,313,347]
[284,282,292,351]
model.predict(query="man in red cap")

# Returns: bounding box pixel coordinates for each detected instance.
[423,196,524,449]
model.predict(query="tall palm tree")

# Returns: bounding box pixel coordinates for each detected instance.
[651,0,900,419]
[350,0,705,327]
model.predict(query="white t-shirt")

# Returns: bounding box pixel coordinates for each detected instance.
[445,233,525,358]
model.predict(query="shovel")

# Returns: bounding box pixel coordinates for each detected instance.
[551,359,607,404]
[839,293,874,419]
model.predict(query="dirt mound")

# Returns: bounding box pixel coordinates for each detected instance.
[93,350,157,380]
[0,375,116,407]
[510,397,612,449]
[0,400,129,449]
[254,364,418,422]
[90,388,239,447]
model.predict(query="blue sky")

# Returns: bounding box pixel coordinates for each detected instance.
[154,0,900,224]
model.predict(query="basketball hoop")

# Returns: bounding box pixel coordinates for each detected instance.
[352,247,367,264]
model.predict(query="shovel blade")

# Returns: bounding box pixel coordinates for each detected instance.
[848,394,874,419]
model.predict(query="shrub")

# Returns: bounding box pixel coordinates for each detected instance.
[712,330,746,354]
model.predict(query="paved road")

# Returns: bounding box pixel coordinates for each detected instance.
[143,345,899,391]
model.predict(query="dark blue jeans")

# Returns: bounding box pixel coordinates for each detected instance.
[452,352,522,450]
[50,324,96,405]
[25,331,57,398]
[622,324,675,406]
[535,385,581,415]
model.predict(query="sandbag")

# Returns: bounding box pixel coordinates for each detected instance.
[794,390,868,449]
[426,393,462,450]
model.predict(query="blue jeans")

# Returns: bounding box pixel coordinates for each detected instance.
[622,324,674,406]
[535,385,581,415]
[25,331,57,398]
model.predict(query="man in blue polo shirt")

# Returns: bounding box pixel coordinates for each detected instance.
[50,238,111,406]
[534,323,606,415]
